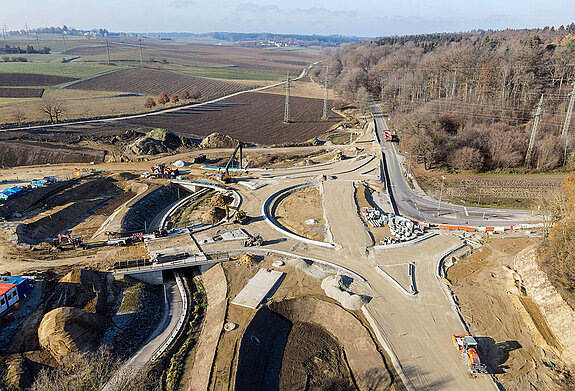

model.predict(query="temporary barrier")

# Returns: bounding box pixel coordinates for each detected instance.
[72,171,81,178]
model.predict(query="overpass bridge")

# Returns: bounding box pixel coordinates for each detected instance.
[112,253,230,284]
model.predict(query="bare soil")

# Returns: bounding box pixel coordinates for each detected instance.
[446,237,575,390]
[0,73,77,86]
[66,68,249,99]
[0,87,45,98]
[120,91,342,145]
[275,186,328,242]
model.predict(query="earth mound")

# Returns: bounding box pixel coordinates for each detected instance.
[201,207,226,224]
[208,193,233,207]
[38,307,105,362]
[199,132,238,149]
[237,253,258,267]
[127,128,195,156]
[321,275,368,310]
[46,269,111,315]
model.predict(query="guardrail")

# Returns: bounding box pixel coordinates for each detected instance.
[262,181,336,249]
[112,254,230,274]
[151,270,188,362]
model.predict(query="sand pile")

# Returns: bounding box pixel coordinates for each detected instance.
[200,132,237,149]
[237,253,258,266]
[201,207,226,224]
[38,307,105,362]
[321,275,367,310]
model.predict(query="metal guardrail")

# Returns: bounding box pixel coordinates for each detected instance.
[151,270,188,362]
[112,254,230,274]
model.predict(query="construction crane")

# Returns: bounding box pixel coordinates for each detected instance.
[216,142,244,184]
[225,205,249,224]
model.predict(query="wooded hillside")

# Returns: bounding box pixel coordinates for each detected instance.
[328,25,575,172]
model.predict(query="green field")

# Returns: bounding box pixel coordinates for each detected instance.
[0,62,121,79]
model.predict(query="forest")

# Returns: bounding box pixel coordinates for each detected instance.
[328,24,575,172]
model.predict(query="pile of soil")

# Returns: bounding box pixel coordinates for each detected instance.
[126,128,196,156]
[201,207,225,224]
[280,322,356,391]
[199,132,238,149]
[237,254,258,267]
[37,307,105,363]
[234,307,291,391]
[208,193,232,208]
[321,275,367,311]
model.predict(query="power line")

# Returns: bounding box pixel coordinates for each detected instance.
[525,94,544,167]
[561,82,575,137]
[284,71,291,123]
[105,38,111,66]
[138,37,143,67]
[322,65,329,120]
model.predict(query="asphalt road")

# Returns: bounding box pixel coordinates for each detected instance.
[370,101,539,227]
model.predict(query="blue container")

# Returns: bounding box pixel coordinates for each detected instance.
[3,276,31,298]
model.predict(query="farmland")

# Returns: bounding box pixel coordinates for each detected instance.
[120,91,341,144]
[0,73,77,86]
[0,88,45,98]
[0,62,120,79]
[66,68,251,98]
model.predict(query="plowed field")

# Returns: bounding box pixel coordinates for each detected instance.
[119,91,341,144]
[0,88,45,98]
[66,68,249,99]
[0,73,77,86]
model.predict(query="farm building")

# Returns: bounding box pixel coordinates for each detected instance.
[0,283,19,314]
[1,276,32,298]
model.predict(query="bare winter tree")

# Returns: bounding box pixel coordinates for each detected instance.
[39,97,65,123]
[11,110,27,124]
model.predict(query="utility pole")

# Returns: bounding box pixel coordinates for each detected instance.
[35,33,39,48]
[24,24,30,45]
[525,94,544,167]
[284,71,291,123]
[437,175,446,217]
[561,82,575,137]
[2,25,7,48]
[138,36,144,67]
[62,32,67,52]
[105,39,111,65]
[322,65,329,120]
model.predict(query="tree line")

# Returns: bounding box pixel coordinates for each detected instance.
[329,25,575,172]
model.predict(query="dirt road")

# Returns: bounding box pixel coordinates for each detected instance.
[322,180,373,253]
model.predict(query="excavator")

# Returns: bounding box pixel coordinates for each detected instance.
[225,205,249,224]
[452,334,488,374]
[215,141,244,184]
[56,234,87,250]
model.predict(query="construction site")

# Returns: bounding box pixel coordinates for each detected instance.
[0,61,574,391]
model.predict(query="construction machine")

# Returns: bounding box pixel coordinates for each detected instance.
[225,205,249,224]
[243,233,263,247]
[215,142,244,184]
[57,234,87,250]
[153,229,168,238]
[336,150,344,160]
[33,241,61,252]
[452,334,488,374]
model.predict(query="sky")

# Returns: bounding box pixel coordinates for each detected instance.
[2,0,575,37]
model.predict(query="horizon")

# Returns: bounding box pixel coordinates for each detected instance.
[3,0,575,38]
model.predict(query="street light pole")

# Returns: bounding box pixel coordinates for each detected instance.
[437,175,446,216]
